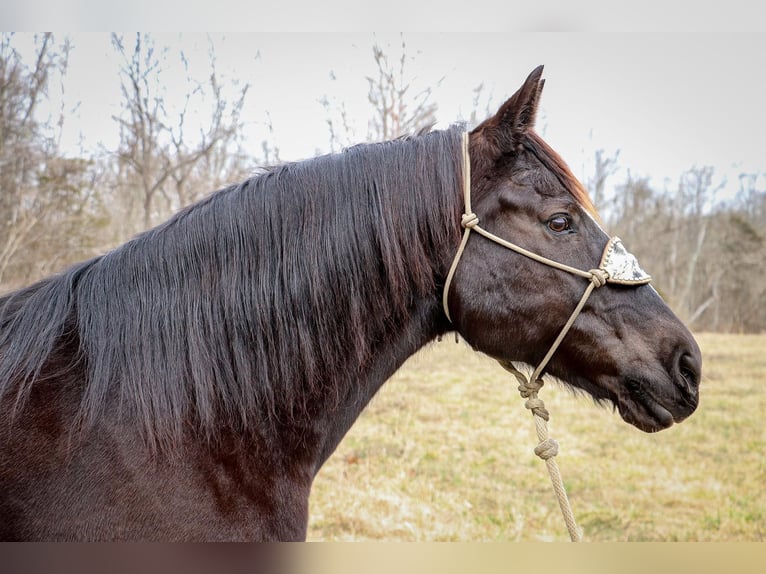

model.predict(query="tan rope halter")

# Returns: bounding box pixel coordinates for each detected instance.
[443,131,652,542]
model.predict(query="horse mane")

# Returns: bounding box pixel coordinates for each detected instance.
[0,126,465,450]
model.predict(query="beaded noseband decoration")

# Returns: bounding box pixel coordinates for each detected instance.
[442,132,651,541]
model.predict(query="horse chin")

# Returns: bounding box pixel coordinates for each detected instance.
[615,379,678,433]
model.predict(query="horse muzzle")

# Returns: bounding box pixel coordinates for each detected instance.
[617,345,701,433]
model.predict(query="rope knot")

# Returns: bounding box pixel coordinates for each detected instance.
[589,268,609,288]
[461,212,479,228]
[524,397,550,421]
[534,437,559,460]
[517,376,543,398]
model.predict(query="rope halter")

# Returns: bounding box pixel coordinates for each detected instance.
[443,131,652,541]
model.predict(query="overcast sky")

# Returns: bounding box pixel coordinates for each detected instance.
[12,32,766,207]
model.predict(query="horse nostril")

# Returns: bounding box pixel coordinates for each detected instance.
[678,351,701,392]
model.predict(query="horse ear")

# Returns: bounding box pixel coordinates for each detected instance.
[473,65,545,156]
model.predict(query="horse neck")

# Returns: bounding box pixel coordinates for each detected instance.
[307,296,445,473]
[12,131,463,466]
[265,138,462,472]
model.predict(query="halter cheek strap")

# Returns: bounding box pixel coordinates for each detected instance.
[443,131,651,542]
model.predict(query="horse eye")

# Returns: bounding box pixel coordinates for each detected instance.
[547,215,571,233]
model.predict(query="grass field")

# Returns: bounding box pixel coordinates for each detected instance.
[307,333,765,541]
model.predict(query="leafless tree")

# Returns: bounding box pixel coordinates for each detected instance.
[321,35,441,151]
[319,88,355,153]
[608,163,766,332]
[366,36,440,142]
[586,148,621,216]
[468,82,495,129]
[110,33,249,234]
[0,33,105,290]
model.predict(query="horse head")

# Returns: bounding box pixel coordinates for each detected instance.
[446,66,702,433]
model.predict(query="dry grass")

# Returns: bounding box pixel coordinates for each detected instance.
[307,333,765,541]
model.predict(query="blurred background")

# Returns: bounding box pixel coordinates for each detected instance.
[2,32,764,332]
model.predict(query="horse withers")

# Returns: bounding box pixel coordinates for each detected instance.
[0,66,701,540]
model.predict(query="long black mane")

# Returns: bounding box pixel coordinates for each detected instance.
[0,126,464,449]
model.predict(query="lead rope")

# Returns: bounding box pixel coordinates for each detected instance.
[444,132,614,542]
[497,267,606,543]
[498,360,582,542]
[497,269,608,543]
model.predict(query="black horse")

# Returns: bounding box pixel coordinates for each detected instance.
[0,66,701,540]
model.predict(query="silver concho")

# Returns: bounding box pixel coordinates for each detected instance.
[600,237,652,285]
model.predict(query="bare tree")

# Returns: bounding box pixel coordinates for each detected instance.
[586,148,621,217]
[608,163,766,332]
[0,33,105,289]
[674,167,721,319]
[320,35,442,152]
[110,33,249,234]
[366,36,440,142]
[468,82,495,129]
[702,175,766,331]
[319,86,355,153]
